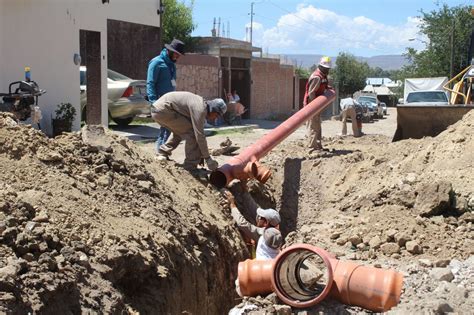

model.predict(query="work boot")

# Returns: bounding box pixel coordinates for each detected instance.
[155,153,170,161]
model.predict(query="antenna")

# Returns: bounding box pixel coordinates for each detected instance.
[212,17,216,37]
[218,17,221,37]
[227,21,230,38]
[250,2,255,46]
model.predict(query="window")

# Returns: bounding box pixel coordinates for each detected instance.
[80,70,86,85]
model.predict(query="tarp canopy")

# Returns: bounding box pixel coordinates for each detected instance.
[404,77,448,101]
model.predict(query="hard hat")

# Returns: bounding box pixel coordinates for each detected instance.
[319,56,332,69]
[207,98,227,115]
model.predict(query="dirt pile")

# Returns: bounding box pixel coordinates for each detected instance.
[236,110,474,313]
[0,114,246,314]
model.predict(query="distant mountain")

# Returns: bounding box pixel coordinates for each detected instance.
[284,54,410,70]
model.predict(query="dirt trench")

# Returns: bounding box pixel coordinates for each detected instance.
[0,114,248,314]
[1,109,474,314]
[231,111,474,314]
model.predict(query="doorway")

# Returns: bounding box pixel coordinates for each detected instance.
[230,57,251,118]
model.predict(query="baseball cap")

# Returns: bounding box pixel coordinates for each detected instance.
[263,227,283,249]
[207,98,227,115]
[256,207,280,227]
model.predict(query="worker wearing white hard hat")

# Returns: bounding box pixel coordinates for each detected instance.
[303,56,332,152]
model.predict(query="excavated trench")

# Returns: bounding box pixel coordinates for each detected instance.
[2,111,474,314]
[226,111,474,313]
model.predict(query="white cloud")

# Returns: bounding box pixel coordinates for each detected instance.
[251,4,426,56]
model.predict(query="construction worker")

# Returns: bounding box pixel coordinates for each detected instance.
[256,227,282,259]
[303,56,332,152]
[340,97,364,137]
[224,190,282,258]
[147,39,185,154]
[151,91,226,171]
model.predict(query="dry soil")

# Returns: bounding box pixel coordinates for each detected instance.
[1,108,473,314]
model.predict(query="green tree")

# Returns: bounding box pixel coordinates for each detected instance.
[334,52,370,97]
[366,66,400,78]
[295,67,310,79]
[404,4,474,78]
[162,0,195,47]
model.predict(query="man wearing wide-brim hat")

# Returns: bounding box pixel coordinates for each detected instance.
[147,39,186,154]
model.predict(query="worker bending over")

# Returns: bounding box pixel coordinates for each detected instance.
[151,91,226,171]
[340,97,364,137]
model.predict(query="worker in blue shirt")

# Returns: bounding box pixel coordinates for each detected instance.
[147,39,185,153]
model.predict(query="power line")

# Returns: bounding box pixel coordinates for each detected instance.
[261,1,394,53]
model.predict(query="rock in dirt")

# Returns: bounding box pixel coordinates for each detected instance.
[380,243,400,255]
[430,267,454,282]
[368,235,383,249]
[406,241,423,255]
[434,259,451,268]
[418,259,433,267]
[414,181,453,217]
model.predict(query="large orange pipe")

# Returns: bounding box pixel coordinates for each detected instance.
[237,244,404,312]
[210,89,336,188]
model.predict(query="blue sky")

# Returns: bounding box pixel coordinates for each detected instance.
[190,0,471,57]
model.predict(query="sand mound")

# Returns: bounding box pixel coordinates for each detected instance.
[0,116,246,314]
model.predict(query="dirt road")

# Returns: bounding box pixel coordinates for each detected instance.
[141,108,397,164]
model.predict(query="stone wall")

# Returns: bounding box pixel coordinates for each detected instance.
[176,54,220,99]
[251,58,295,119]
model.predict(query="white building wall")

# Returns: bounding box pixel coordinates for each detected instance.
[0,0,160,135]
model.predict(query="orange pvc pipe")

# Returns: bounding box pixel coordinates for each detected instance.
[210,89,336,188]
[329,258,403,312]
[236,244,404,312]
[238,259,274,297]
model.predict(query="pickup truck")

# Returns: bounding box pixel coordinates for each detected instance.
[403,90,449,106]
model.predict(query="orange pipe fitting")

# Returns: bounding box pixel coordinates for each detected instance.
[328,257,403,312]
[237,244,403,312]
[210,89,336,188]
[238,259,274,297]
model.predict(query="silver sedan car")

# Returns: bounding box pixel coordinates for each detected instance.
[80,67,150,126]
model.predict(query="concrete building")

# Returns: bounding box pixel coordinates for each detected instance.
[0,0,161,135]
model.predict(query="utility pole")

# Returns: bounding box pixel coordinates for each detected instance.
[449,19,455,79]
[250,2,254,45]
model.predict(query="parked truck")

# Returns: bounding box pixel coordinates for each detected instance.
[393,71,474,141]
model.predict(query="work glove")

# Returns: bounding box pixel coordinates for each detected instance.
[205,157,219,171]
